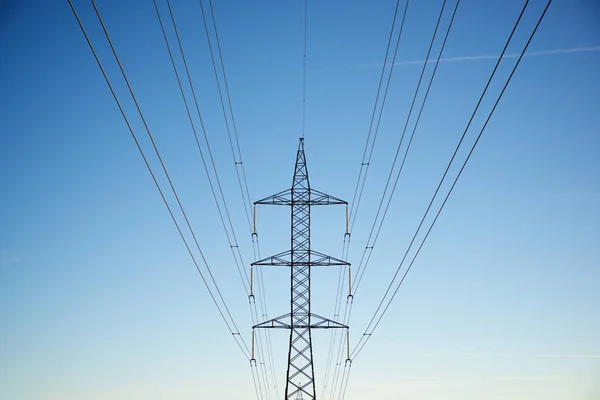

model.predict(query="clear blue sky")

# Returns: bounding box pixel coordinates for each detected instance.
[1,0,599,399]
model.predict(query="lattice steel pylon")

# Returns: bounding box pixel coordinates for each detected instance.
[251,138,350,400]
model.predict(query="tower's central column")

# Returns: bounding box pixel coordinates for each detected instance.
[287,139,315,399]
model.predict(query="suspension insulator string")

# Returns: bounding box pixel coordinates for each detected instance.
[345,204,349,235]
[249,266,254,299]
[348,267,353,299]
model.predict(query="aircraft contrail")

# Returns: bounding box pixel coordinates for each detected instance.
[356,46,600,68]
[399,45,600,66]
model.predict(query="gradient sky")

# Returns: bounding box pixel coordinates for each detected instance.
[1,0,599,399]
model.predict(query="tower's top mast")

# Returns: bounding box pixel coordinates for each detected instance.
[293,138,309,189]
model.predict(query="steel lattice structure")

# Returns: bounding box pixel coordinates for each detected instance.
[252,139,349,400]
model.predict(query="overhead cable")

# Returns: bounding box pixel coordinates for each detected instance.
[351,0,552,361]
[156,1,276,397]
[68,0,250,359]
[348,0,411,232]
[352,0,460,297]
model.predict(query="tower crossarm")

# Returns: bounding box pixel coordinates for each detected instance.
[255,188,346,206]
[252,250,350,267]
[254,313,348,330]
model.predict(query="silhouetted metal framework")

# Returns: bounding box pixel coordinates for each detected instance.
[253,139,349,400]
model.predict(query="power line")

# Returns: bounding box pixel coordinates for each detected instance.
[195,1,280,397]
[207,0,255,237]
[348,0,411,232]
[68,0,250,359]
[196,0,253,235]
[162,0,252,292]
[144,5,272,387]
[251,361,266,400]
[156,1,276,398]
[328,1,457,396]
[351,0,552,361]
[324,2,409,394]
[326,2,412,396]
[90,0,247,349]
[347,0,402,222]
[337,363,352,400]
[151,0,250,299]
[327,297,353,400]
[352,0,460,297]
[320,235,350,399]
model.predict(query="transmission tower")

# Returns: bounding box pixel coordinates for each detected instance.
[251,138,350,400]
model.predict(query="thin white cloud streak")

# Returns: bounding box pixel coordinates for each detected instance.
[396,351,600,360]
[486,374,561,381]
[393,374,561,382]
[356,46,600,69]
